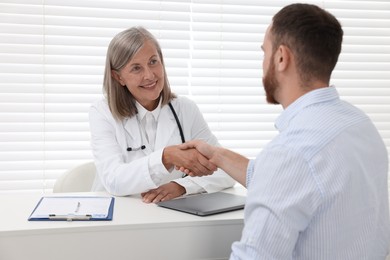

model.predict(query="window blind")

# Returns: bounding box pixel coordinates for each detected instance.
[0,0,389,194]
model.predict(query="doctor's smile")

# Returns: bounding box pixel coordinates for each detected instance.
[140,81,158,89]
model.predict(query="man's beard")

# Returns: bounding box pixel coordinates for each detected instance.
[262,57,280,105]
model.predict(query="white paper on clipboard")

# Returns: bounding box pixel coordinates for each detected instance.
[29,196,113,219]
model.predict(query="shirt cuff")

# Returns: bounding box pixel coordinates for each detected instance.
[173,177,206,195]
[148,148,170,179]
[246,159,255,188]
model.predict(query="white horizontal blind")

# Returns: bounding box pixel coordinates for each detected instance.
[190,1,280,158]
[0,0,389,194]
[0,0,192,193]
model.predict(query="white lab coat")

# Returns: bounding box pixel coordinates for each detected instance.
[89,96,235,196]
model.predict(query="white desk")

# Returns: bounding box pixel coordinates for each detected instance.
[0,186,246,260]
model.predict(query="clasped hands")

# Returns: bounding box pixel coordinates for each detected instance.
[142,140,217,203]
[170,140,217,177]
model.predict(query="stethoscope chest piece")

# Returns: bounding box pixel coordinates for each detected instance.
[126,102,185,152]
[127,145,146,151]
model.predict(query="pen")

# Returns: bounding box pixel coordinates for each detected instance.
[75,202,81,213]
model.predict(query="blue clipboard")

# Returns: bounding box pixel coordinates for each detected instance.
[28,196,115,221]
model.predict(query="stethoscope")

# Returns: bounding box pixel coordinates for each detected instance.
[126,102,185,151]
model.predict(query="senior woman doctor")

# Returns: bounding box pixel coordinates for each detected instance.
[89,27,235,203]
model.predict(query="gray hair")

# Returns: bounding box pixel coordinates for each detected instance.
[103,26,175,120]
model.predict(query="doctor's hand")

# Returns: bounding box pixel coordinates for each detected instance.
[141,182,185,203]
[162,145,217,176]
[176,140,219,177]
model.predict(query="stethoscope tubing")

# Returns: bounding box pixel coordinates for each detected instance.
[168,102,185,143]
[126,101,185,151]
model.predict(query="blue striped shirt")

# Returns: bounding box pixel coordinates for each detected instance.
[231,86,390,260]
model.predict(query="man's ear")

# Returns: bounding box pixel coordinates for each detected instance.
[275,45,291,72]
[111,70,125,86]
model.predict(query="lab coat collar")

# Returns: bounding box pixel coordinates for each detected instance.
[123,100,177,153]
[135,98,162,122]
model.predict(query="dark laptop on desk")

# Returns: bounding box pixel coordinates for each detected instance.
[156,192,246,216]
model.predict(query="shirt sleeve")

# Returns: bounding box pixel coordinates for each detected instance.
[230,145,322,259]
[148,148,171,185]
[172,177,206,195]
[246,159,255,188]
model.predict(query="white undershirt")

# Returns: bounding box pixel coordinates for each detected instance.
[135,99,161,150]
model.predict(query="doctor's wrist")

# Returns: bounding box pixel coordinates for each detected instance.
[162,145,176,170]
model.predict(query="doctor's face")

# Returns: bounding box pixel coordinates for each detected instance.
[113,40,164,111]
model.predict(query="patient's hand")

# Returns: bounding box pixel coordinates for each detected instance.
[141,182,185,203]
[176,140,218,176]
[162,145,217,176]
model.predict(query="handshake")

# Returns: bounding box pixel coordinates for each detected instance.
[163,140,219,177]
[163,139,247,186]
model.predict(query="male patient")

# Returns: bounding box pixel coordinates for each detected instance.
[180,3,390,259]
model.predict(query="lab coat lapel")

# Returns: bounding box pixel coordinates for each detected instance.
[123,116,146,154]
[155,106,176,150]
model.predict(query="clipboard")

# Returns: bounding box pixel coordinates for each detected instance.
[28,196,115,221]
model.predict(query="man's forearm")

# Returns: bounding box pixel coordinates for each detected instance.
[213,147,249,187]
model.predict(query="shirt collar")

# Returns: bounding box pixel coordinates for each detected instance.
[135,98,162,122]
[275,86,339,131]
